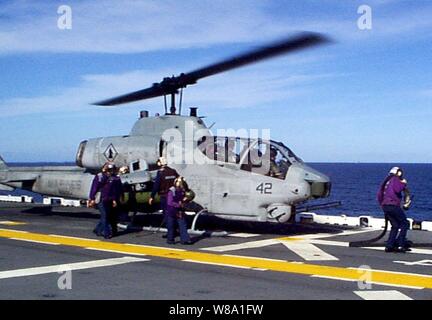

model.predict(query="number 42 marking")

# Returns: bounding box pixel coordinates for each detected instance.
[256,183,272,194]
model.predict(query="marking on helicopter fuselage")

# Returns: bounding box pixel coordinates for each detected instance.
[104,144,118,161]
[2,228,432,290]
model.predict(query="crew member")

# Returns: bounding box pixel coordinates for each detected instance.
[88,162,123,239]
[166,177,193,245]
[149,157,179,221]
[117,166,133,224]
[259,147,282,178]
[268,148,282,178]
[377,166,411,253]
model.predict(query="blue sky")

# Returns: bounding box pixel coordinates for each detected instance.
[0,0,431,163]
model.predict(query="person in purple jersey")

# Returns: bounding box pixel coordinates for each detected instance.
[88,162,123,239]
[377,167,412,253]
[165,177,193,245]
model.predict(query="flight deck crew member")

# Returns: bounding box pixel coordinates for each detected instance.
[268,148,282,178]
[377,166,412,253]
[88,163,123,239]
[148,157,179,219]
[166,177,193,245]
[117,166,134,224]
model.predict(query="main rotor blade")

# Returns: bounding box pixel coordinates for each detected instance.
[187,32,330,82]
[93,86,167,106]
[93,32,331,106]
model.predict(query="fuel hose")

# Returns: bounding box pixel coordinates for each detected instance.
[349,217,389,247]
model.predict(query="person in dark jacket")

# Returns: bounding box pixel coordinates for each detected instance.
[377,167,411,253]
[117,166,134,224]
[165,177,193,245]
[149,157,179,219]
[88,162,123,239]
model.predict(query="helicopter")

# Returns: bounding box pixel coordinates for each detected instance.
[0,32,332,225]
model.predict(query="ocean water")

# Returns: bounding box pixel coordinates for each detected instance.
[308,163,432,221]
[2,162,432,221]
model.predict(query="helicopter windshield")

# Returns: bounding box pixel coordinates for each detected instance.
[239,140,292,180]
[197,136,295,180]
[197,136,242,164]
[271,141,303,163]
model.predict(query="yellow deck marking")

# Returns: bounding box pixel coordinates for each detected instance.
[277,237,304,241]
[1,228,432,289]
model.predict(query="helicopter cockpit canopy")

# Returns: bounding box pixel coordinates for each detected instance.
[197,136,302,180]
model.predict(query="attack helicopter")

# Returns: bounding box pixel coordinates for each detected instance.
[0,32,332,224]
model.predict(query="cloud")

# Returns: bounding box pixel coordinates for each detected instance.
[0,0,291,54]
[0,61,340,118]
[1,0,432,55]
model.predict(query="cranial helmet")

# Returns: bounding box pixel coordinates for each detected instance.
[174,176,187,189]
[103,162,116,172]
[184,189,196,202]
[174,176,184,186]
[119,166,129,174]
[157,157,167,167]
[389,166,402,176]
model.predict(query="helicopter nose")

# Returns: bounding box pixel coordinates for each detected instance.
[309,180,331,198]
[303,166,331,198]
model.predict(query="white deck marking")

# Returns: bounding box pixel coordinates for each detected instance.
[229,233,260,238]
[202,237,339,261]
[354,290,413,300]
[201,239,279,252]
[280,240,339,261]
[366,283,424,290]
[125,243,186,252]
[49,234,101,242]
[0,257,149,280]
[182,259,255,270]
[222,254,288,263]
[309,239,349,247]
[202,229,372,254]
[85,247,148,256]
[311,275,356,282]
[365,246,432,255]
[394,260,432,266]
[297,229,375,240]
[312,276,423,290]
[349,266,432,278]
[10,238,60,246]
[0,221,26,226]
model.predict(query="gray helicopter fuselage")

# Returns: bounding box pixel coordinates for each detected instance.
[0,114,330,223]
